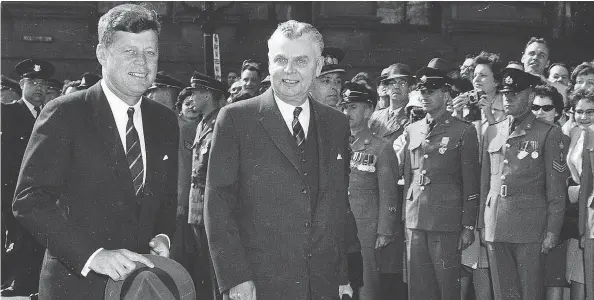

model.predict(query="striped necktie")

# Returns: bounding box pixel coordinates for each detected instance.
[126,107,144,196]
[292,107,305,147]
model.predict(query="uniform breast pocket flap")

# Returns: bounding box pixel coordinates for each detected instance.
[488,140,504,175]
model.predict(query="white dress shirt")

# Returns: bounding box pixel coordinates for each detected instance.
[275,95,311,138]
[21,97,41,118]
[81,81,168,276]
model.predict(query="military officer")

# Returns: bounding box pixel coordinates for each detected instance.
[399,58,480,300]
[369,63,415,143]
[1,58,54,297]
[311,47,346,109]
[145,70,184,110]
[479,66,567,300]
[171,72,227,300]
[339,81,403,300]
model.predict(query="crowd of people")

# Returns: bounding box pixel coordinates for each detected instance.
[1,3,594,300]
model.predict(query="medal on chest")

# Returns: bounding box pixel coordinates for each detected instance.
[530,141,539,159]
[517,141,529,160]
[350,151,377,172]
[438,137,450,154]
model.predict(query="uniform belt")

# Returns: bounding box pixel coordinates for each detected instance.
[411,171,461,186]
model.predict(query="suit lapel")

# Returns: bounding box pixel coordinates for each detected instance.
[258,89,302,174]
[140,98,159,191]
[88,83,135,199]
[16,99,36,121]
[311,99,331,192]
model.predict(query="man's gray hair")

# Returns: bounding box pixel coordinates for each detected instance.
[267,20,324,56]
[98,4,161,47]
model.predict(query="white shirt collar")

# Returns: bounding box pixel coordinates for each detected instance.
[21,97,40,118]
[274,94,311,137]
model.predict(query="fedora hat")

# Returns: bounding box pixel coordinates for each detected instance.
[104,255,195,300]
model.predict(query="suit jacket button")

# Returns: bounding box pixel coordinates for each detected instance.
[423,154,429,158]
[500,175,506,180]
[420,186,425,191]
[421,170,427,174]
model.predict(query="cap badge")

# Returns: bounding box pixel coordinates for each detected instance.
[324,56,338,66]
[504,76,513,85]
[344,89,351,97]
[420,75,428,82]
[34,64,41,72]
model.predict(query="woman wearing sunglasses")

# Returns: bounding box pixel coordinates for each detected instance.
[532,84,565,125]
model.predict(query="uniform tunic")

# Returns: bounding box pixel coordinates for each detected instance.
[369,107,408,143]
[348,127,401,300]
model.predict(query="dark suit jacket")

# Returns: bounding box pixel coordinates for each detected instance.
[12,83,179,299]
[205,89,351,300]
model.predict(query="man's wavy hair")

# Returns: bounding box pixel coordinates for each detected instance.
[98,4,161,47]
[267,20,324,57]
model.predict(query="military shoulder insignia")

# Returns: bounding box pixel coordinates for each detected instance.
[184,140,193,150]
[553,160,567,173]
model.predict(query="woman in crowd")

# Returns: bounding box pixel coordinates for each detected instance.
[567,86,594,300]
[564,62,594,135]
[530,84,572,300]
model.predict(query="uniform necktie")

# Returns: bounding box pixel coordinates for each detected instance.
[126,107,144,196]
[34,106,41,119]
[428,119,436,132]
[509,117,517,135]
[292,107,305,147]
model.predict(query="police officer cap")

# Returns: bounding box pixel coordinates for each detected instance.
[340,81,377,107]
[78,72,102,89]
[415,58,453,90]
[149,71,184,90]
[497,67,541,93]
[47,78,63,92]
[15,58,55,80]
[1,75,22,94]
[190,71,227,93]
[319,47,346,77]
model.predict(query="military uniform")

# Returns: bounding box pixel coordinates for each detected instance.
[479,68,567,300]
[402,59,481,300]
[369,107,408,143]
[1,59,54,297]
[170,73,226,300]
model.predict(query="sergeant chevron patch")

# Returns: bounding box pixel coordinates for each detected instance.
[552,160,567,173]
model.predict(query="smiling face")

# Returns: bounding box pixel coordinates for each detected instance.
[522,42,550,76]
[96,30,158,104]
[575,99,594,128]
[268,35,322,106]
[548,65,569,86]
[575,73,594,91]
[180,94,199,120]
[473,64,497,94]
[240,69,261,96]
[311,72,342,107]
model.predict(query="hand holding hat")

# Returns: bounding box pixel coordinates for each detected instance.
[89,249,155,282]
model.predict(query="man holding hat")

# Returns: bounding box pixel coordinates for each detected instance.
[172,72,227,300]
[339,81,402,300]
[311,47,346,109]
[479,65,567,300]
[397,58,480,300]
[13,4,178,299]
[146,71,185,111]
[1,58,54,297]
[369,63,415,143]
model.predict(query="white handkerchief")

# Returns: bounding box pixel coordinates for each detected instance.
[337,154,342,160]
[163,155,168,161]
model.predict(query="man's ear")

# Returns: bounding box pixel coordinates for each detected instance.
[96,44,107,67]
[19,79,25,89]
[315,56,323,77]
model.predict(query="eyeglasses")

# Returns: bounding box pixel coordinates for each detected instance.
[575,109,594,116]
[531,104,555,112]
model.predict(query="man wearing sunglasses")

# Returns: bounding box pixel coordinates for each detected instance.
[369,63,415,143]
[480,66,568,300]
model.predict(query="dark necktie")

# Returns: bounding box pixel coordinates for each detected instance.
[428,119,436,132]
[292,107,305,147]
[509,117,517,135]
[34,106,41,119]
[581,129,594,208]
[126,108,144,196]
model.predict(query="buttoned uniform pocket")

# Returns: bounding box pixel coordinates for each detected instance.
[488,141,503,175]
[409,148,421,170]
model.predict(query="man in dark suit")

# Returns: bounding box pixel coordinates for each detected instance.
[480,67,567,300]
[397,58,480,300]
[1,58,53,297]
[12,4,178,299]
[205,20,353,300]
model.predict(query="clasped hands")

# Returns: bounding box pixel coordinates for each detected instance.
[88,235,169,281]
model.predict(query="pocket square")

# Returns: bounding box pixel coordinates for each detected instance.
[337,154,343,160]
[163,155,168,161]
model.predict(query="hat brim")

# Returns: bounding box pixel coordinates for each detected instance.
[104,255,195,300]
[319,68,346,77]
